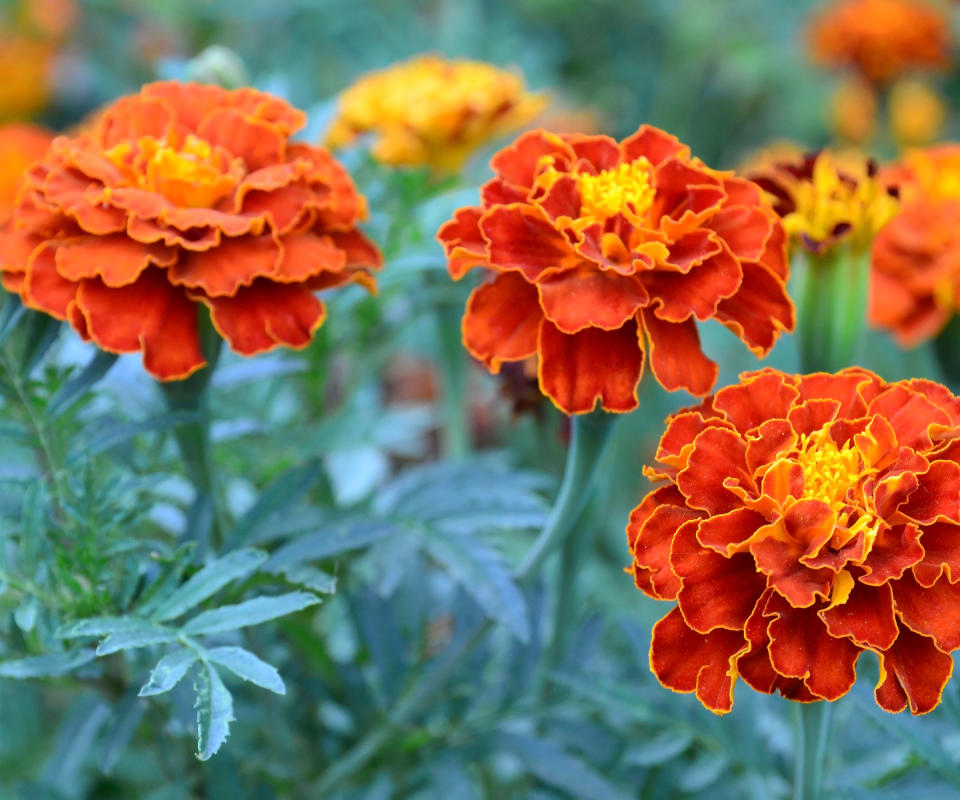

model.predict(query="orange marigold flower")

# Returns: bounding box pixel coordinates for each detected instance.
[0,81,381,380]
[871,145,960,345]
[326,55,547,171]
[751,150,899,255]
[0,122,53,224]
[808,0,952,84]
[631,367,960,715]
[0,33,54,119]
[437,127,794,414]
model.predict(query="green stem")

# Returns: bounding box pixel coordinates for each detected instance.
[792,701,832,800]
[316,410,616,790]
[933,313,960,389]
[159,317,225,551]
[436,304,470,460]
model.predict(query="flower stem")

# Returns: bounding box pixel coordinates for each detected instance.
[792,701,833,800]
[436,304,470,460]
[315,409,616,790]
[159,315,225,552]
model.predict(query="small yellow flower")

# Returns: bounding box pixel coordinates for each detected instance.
[890,78,946,149]
[326,54,547,172]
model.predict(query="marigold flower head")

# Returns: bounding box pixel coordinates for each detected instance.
[871,145,960,345]
[631,367,960,715]
[437,127,794,415]
[889,78,946,148]
[0,81,381,380]
[751,150,899,255]
[0,122,53,224]
[326,55,547,171]
[808,0,952,84]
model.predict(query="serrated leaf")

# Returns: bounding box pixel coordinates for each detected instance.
[194,662,234,760]
[58,616,157,639]
[499,733,632,800]
[151,548,267,622]
[224,460,323,549]
[44,350,118,421]
[0,648,96,678]
[138,648,198,696]
[418,528,529,642]
[270,563,337,594]
[182,592,320,635]
[96,622,177,655]
[265,518,399,570]
[206,646,285,694]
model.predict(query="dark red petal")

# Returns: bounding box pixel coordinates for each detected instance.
[479,205,580,282]
[537,266,648,333]
[875,626,953,714]
[676,426,755,515]
[463,271,542,372]
[893,571,960,651]
[820,581,898,650]
[642,311,717,396]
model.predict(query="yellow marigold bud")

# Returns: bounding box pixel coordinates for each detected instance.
[326,54,548,172]
[890,78,946,148]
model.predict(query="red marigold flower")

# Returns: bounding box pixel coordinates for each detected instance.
[808,0,952,85]
[436,127,794,415]
[630,367,960,715]
[871,145,960,346]
[0,81,381,380]
[0,122,53,224]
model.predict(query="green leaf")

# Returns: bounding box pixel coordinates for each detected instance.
[18,311,61,375]
[418,528,529,642]
[206,646,285,694]
[58,616,157,639]
[265,518,399,569]
[677,752,728,792]
[194,662,234,761]
[624,730,694,766]
[136,544,196,618]
[224,460,324,549]
[138,648,199,697]
[19,481,45,574]
[182,592,320,635]
[151,548,267,622]
[269,563,337,594]
[0,649,96,678]
[96,622,177,656]
[0,294,24,350]
[77,410,203,457]
[498,733,632,800]
[44,351,118,421]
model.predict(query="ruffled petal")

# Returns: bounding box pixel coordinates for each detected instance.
[55,235,176,288]
[892,572,960,651]
[875,626,953,714]
[676,426,755,515]
[713,261,794,357]
[819,581,898,650]
[642,311,717,396]
[170,235,282,296]
[480,205,580,282]
[537,266,648,333]
[463,271,542,372]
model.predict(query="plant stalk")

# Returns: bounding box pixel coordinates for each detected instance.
[436,304,470,460]
[792,701,833,800]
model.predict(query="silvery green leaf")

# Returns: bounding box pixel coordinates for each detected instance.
[206,647,285,694]
[139,648,199,696]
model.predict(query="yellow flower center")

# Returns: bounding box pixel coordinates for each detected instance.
[797,428,862,511]
[782,151,898,253]
[105,134,243,208]
[576,158,655,223]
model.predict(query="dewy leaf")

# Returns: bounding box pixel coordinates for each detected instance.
[139,648,199,697]
[224,460,324,550]
[0,649,96,678]
[205,646,285,695]
[418,528,530,642]
[44,350,118,421]
[151,549,267,622]
[195,662,234,761]
[96,622,178,656]
[181,592,320,636]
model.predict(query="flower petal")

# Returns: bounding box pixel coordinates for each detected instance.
[642,311,717,396]
[676,426,756,515]
[819,581,898,650]
[480,205,580,282]
[170,235,282,296]
[56,235,176,288]
[713,261,794,357]
[893,571,960,651]
[537,266,648,333]
[463,271,542,372]
[22,242,76,319]
[875,626,953,714]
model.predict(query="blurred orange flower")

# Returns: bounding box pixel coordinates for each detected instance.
[889,78,946,148]
[0,122,53,223]
[829,76,877,145]
[632,367,960,714]
[0,34,55,119]
[326,55,547,171]
[437,127,794,414]
[0,81,381,380]
[751,150,899,255]
[808,0,951,84]
[871,145,960,345]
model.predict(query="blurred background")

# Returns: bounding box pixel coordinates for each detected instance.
[3,1,960,798]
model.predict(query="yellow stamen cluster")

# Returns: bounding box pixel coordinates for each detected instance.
[105,134,243,208]
[325,55,547,171]
[576,158,655,224]
[781,151,899,253]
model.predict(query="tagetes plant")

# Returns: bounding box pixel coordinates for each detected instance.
[326,55,547,172]
[0,122,53,223]
[630,368,960,715]
[751,150,899,256]
[437,127,794,414]
[871,145,960,345]
[0,81,381,380]
[808,0,951,85]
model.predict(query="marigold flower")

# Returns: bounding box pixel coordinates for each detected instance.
[0,81,381,380]
[808,0,951,84]
[437,127,794,414]
[0,122,53,224]
[871,145,960,345]
[326,55,547,171]
[631,367,960,715]
[751,150,899,255]
[889,78,946,148]
[0,34,54,119]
